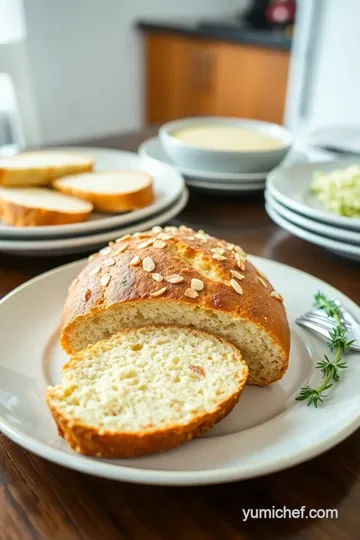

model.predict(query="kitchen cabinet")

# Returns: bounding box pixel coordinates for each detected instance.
[144,33,290,125]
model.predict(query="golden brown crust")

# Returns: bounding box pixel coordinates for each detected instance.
[53,171,154,212]
[46,325,248,458]
[0,196,92,227]
[0,152,94,187]
[46,389,242,458]
[60,226,290,384]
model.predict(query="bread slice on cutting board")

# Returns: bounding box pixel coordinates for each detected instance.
[46,325,248,458]
[0,151,94,187]
[0,187,93,227]
[53,170,154,213]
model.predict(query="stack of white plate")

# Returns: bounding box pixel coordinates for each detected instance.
[0,147,188,256]
[138,137,272,194]
[266,158,360,262]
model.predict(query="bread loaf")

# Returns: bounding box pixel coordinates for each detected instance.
[46,325,248,458]
[61,226,290,386]
[53,171,154,212]
[0,151,94,187]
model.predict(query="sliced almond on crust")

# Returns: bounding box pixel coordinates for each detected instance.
[257,276,267,288]
[115,234,131,243]
[164,226,178,234]
[100,274,111,287]
[138,238,155,249]
[104,258,116,267]
[157,232,172,241]
[152,273,163,282]
[165,274,184,284]
[142,256,155,272]
[113,242,129,255]
[230,270,244,280]
[230,279,243,295]
[271,291,283,301]
[185,288,199,299]
[129,255,141,267]
[90,266,101,276]
[191,278,204,291]
[99,246,112,256]
[153,240,166,249]
[150,286,167,297]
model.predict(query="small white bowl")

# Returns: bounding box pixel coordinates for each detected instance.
[159,117,292,174]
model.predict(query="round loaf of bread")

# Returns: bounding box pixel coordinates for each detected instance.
[46,326,248,458]
[61,226,290,386]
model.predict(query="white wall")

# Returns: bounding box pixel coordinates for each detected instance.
[24,0,248,145]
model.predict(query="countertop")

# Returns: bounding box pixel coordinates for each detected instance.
[137,19,292,51]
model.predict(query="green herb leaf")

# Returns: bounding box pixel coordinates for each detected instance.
[297,292,352,407]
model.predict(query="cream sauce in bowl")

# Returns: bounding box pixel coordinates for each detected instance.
[172,125,285,152]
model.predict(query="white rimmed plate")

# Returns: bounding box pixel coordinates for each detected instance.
[138,137,268,182]
[185,177,265,193]
[0,188,188,256]
[0,147,185,239]
[265,191,360,245]
[1,256,359,485]
[266,200,360,261]
[267,159,360,231]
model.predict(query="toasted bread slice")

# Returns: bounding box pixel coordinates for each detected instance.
[53,170,154,213]
[0,187,93,227]
[46,325,248,458]
[0,151,94,187]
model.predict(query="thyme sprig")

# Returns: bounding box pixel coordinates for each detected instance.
[296,292,354,407]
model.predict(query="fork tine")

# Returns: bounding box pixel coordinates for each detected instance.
[296,319,333,340]
[304,311,352,329]
[296,316,360,351]
[300,314,338,331]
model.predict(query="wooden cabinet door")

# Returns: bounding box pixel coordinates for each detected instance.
[144,33,290,125]
[145,34,200,124]
[200,42,290,124]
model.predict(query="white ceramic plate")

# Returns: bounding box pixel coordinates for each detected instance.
[266,159,360,231]
[265,191,360,245]
[0,188,188,256]
[138,137,268,182]
[266,200,360,262]
[0,147,185,239]
[1,256,359,485]
[185,177,265,193]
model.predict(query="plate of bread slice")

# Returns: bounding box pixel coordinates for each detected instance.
[0,226,359,485]
[0,147,185,238]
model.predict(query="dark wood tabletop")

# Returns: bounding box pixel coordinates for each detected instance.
[1,129,359,540]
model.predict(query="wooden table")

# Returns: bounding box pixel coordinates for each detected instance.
[1,130,359,540]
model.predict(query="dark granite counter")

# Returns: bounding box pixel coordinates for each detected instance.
[137,19,292,51]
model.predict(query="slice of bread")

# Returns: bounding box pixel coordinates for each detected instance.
[46,326,248,458]
[0,151,94,187]
[53,171,154,213]
[0,187,93,227]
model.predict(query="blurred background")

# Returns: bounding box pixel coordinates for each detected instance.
[0,0,358,151]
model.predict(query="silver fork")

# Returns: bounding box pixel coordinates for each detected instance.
[296,299,360,352]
